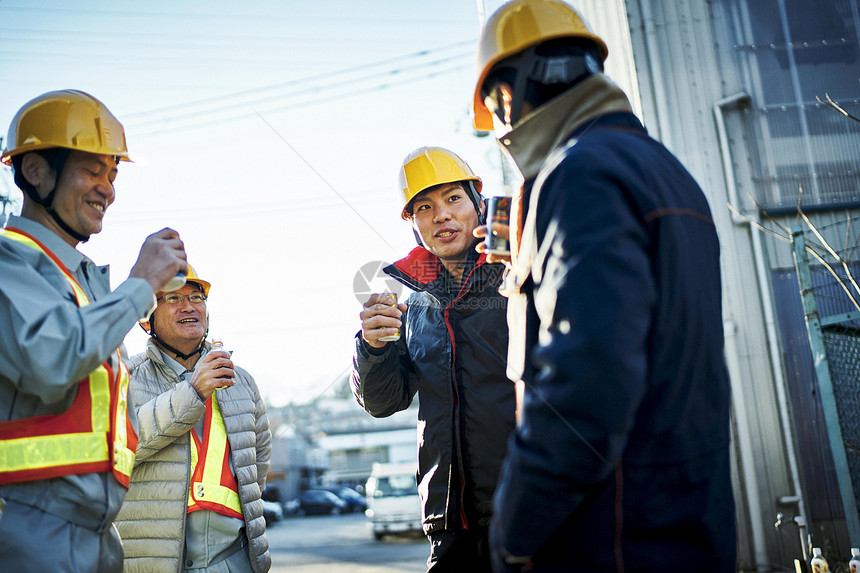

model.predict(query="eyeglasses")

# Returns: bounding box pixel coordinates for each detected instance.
[157,293,206,305]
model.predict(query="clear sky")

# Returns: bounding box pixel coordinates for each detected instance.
[0,0,513,405]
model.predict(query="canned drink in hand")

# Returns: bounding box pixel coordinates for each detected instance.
[162,272,186,292]
[377,292,401,342]
[485,196,511,256]
[210,337,233,389]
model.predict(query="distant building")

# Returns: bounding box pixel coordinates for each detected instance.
[264,396,419,499]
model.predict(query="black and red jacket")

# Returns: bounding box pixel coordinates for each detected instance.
[351,244,514,534]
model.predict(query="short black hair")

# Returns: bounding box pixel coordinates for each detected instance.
[404,181,468,218]
[483,38,604,111]
[11,148,71,199]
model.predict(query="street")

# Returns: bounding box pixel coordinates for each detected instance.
[267,512,428,573]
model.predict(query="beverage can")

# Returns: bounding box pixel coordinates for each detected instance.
[377,292,401,342]
[163,272,186,292]
[485,195,511,256]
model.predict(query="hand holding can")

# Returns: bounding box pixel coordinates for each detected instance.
[377,292,401,342]
[210,337,234,390]
[485,196,511,256]
[162,272,186,292]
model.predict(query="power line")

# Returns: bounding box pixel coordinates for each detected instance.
[123,41,473,121]
[106,187,391,224]
[0,30,453,58]
[0,6,466,26]
[127,59,471,135]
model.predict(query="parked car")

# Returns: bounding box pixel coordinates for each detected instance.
[319,486,368,513]
[281,497,300,516]
[262,499,284,525]
[295,489,348,516]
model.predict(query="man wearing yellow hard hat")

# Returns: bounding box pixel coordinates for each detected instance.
[115,264,272,572]
[351,147,515,572]
[472,1,736,571]
[0,89,187,572]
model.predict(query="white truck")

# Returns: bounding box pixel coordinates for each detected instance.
[365,461,422,540]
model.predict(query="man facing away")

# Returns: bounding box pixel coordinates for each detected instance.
[115,265,272,572]
[0,89,187,572]
[352,147,515,572]
[471,1,737,571]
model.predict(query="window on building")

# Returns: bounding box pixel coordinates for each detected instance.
[715,0,860,212]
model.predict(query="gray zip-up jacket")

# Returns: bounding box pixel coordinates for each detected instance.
[115,339,272,573]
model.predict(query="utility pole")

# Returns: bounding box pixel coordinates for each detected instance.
[0,195,11,228]
[0,137,15,227]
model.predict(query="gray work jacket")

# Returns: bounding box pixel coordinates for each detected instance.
[0,215,153,531]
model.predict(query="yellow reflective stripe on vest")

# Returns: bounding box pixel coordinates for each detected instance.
[90,365,111,431]
[111,358,135,479]
[0,431,109,472]
[188,394,243,517]
[0,228,88,306]
[0,227,137,486]
[0,363,113,480]
[192,480,242,515]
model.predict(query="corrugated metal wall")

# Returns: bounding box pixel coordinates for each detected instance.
[603,0,810,568]
[574,0,642,119]
[481,0,858,568]
[616,0,860,569]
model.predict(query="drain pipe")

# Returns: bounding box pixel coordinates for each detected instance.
[714,92,809,567]
[724,319,769,569]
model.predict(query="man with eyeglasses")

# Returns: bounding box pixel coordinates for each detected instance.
[115,265,272,573]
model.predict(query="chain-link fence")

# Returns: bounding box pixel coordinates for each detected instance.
[791,216,860,545]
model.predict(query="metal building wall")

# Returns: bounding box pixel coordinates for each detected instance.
[574,0,642,119]
[583,0,807,568]
[482,0,860,567]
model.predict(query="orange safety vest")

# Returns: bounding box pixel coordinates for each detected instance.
[187,393,243,519]
[0,227,138,487]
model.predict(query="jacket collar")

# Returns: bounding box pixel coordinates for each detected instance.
[6,214,89,276]
[500,73,634,182]
[145,337,194,380]
[384,244,489,297]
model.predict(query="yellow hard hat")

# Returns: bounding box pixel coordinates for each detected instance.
[399,147,482,220]
[140,264,210,336]
[1,89,131,166]
[472,0,609,131]
[185,264,211,297]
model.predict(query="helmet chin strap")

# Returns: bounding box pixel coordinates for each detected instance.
[503,46,599,128]
[466,181,486,225]
[152,334,205,361]
[148,313,208,361]
[22,151,91,243]
[44,202,90,243]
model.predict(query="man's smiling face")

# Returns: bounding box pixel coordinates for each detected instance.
[151,283,207,350]
[50,151,118,239]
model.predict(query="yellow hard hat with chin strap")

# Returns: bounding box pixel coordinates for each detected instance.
[399,146,483,221]
[2,89,131,165]
[472,0,608,131]
[2,90,132,243]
